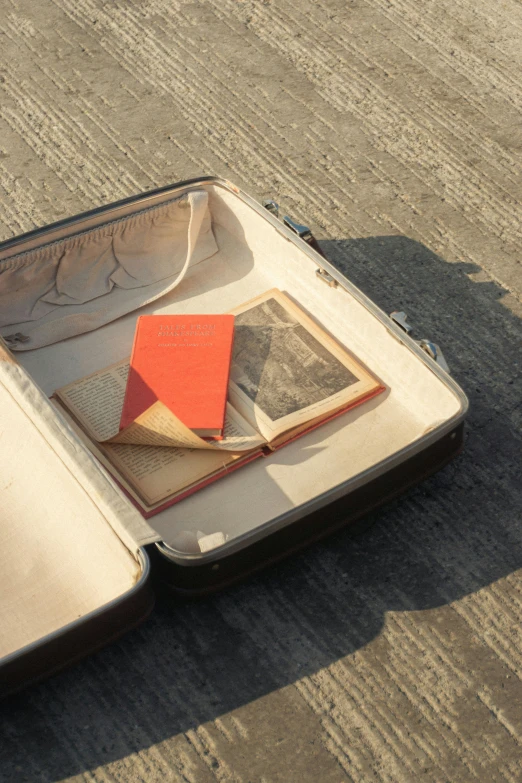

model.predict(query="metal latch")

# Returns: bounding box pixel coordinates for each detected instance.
[262,199,279,218]
[389,311,413,336]
[282,215,313,243]
[417,339,450,373]
[263,200,338,287]
[262,200,313,241]
[390,311,450,373]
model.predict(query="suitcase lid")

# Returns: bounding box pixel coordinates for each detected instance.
[0,340,159,681]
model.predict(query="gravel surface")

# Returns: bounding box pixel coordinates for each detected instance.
[1,0,521,780]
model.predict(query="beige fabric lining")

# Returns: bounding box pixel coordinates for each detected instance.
[13,184,462,549]
[0,191,220,659]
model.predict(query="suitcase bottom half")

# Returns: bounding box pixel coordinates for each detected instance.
[150,423,464,597]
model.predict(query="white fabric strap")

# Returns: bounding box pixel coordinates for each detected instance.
[138,189,209,310]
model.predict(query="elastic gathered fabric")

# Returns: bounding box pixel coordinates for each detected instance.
[0,189,217,350]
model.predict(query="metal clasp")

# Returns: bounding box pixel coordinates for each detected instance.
[389,311,450,373]
[263,199,337,287]
[263,200,312,241]
[390,311,413,335]
[262,199,279,218]
[282,215,313,243]
[315,268,338,287]
[417,339,450,374]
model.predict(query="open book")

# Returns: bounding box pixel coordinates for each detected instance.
[53,290,385,517]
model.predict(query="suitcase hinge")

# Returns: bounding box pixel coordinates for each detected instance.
[315,267,338,287]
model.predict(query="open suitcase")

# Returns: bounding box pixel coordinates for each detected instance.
[0,176,468,696]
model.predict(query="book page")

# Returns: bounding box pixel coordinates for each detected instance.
[108,400,265,452]
[54,399,261,507]
[55,358,130,442]
[55,360,264,452]
[228,289,383,442]
[105,411,256,505]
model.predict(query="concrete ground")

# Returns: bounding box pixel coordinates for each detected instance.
[1,0,521,780]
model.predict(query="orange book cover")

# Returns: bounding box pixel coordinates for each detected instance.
[120,314,235,438]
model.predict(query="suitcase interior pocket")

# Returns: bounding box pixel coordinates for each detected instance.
[0,189,217,350]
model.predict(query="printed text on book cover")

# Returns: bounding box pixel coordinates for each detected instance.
[120,314,235,435]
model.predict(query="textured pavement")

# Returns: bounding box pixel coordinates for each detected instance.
[1,0,522,781]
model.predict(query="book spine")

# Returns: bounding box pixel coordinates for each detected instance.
[264,385,387,453]
[119,316,144,431]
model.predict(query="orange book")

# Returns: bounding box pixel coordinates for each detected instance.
[120,314,235,438]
